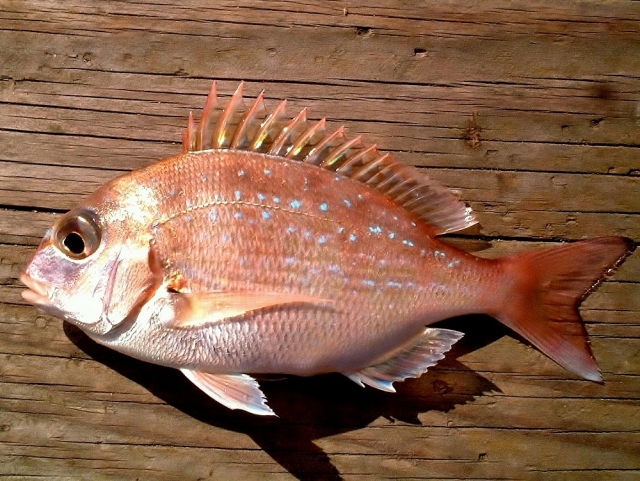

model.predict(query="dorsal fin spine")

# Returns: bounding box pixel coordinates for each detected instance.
[366,163,402,189]
[286,118,327,159]
[250,99,288,152]
[197,82,218,151]
[269,108,307,156]
[351,154,391,182]
[319,134,363,168]
[182,111,195,152]
[336,144,379,175]
[213,82,245,149]
[303,126,346,165]
[231,91,266,149]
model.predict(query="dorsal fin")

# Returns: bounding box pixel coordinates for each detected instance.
[182,82,477,235]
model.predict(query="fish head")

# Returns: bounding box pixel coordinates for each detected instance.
[21,179,159,336]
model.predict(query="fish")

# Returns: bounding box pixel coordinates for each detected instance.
[21,82,635,416]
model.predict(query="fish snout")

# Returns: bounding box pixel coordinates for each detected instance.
[20,272,51,306]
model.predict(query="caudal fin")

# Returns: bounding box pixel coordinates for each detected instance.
[495,237,635,381]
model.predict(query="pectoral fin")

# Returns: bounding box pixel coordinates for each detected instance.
[164,290,333,329]
[346,327,463,393]
[181,369,275,416]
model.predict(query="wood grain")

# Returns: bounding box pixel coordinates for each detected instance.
[1,1,639,480]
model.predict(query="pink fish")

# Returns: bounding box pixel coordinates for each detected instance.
[21,83,634,415]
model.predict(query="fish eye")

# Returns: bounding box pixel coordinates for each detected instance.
[54,210,102,260]
[63,232,85,256]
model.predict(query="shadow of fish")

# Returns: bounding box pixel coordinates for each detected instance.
[21,82,635,415]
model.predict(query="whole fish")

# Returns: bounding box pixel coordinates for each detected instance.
[21,83,634,415]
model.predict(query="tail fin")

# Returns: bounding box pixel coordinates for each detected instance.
[494,237,635,381]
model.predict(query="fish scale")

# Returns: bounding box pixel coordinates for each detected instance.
[20,82,634,416]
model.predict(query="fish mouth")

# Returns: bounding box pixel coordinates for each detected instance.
[20,272,51,307]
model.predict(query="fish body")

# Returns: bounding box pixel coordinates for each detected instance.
[21,83,634,415]
[92,149,488,374]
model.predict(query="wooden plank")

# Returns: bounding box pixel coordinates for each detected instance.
[1,1,639,480]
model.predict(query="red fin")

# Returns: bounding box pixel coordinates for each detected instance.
[496,237,635,381]
[181,370,275,416]
[166,291,334,329]
[346,327,463,392]
[183,82,478,235]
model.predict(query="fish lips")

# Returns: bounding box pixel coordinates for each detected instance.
[20,272,51,307]
[20,272,70,321]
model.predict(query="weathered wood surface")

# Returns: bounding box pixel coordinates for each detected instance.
[1,1,639,480]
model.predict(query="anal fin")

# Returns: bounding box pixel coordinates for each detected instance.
[181,369,275,416]
[346,328,463,393]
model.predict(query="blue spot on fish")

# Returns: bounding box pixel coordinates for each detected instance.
[337,226,345,234]
[264,168,272,176]
[362,279,376,287]
[290,199,302,209]
[369,225,382,235]
[435,250,446,259]
[262,211,271,220]
[287,226,296,234]
[403,239,415,247]
[237,170,246,177]
[209,209,218,222]
[388,232,396,239]
[257,193,266,202]
[343,199,352,208]
[349,233,358,242]
[329,265,342,274]
[319,202,328,212]
[387,281,403,288]
[222,233,231,243]
[318,235,327,244]
[273,197,281,204]
[234,211,243,219]
[235,190,242,201]
[284,257,296,266]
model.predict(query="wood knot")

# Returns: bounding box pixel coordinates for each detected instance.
[463,114,482,149]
